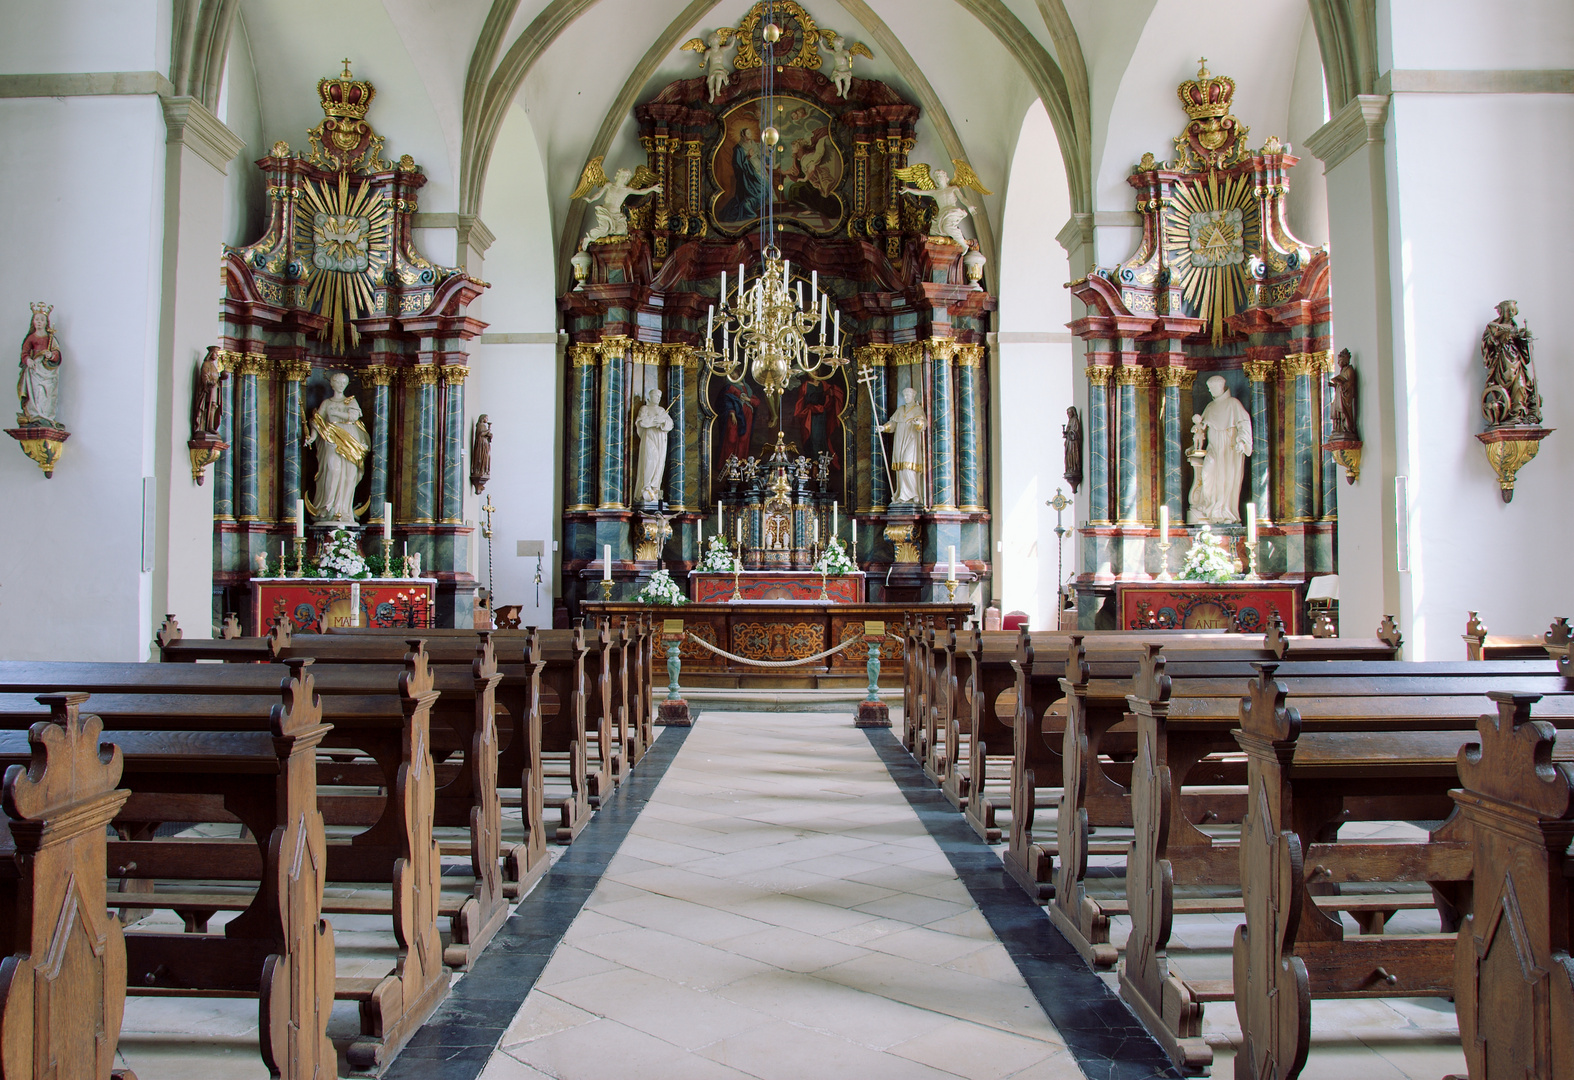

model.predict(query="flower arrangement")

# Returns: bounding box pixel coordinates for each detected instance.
[697,535,737,573]
[631,567,687,605]
[314,528,370,579]
[1179,524,1239,582]
[814,537,857,575]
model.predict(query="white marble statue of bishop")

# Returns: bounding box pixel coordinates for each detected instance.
[1187,374,1252,524]
[633,387,673,504]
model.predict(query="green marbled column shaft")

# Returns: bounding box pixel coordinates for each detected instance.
[368,380,391,524]
[929,350,955,508]
[665,360,686,506]
[213,369,235,518]
[442,375,465,523]
[1248,378,1270,512]
[281,376,303,524]
[1116,378,1139,522]
[956,360,980,508]
[1087,379,1109,523]
[413,373,437,523]
[868,364,889,508]
[1162,381,1182,518]
[570,362,596,508]
[1291,371,1314,519]
[236,370,259,520]
[598,348,626,508]
[1319,363,1337,519]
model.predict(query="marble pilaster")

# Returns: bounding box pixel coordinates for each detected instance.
[1156,365,1191,521]
[597,336,629,511]
[1114,364,1145,523]
[567,344,598,511]
[1283,352,1319,521]
[366,364,393,528]
[955,344,984,510]
[410,363,440,523]
[440,364,467,523]
[279,359,310,528]
[1086,364,1112,524]
[234,351,267,521]
[1242,358,1275,515]
[929,340,956,511]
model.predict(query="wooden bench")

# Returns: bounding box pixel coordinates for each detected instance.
[0,672,335,1080]
[1462,611,1570,660]
[0,649,450,1071]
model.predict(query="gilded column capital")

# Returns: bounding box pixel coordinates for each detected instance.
[279,358,313,382]
[929,338,958,363]
[408,363,442,386]
[1085,364,1114,387]
[598,334,631,363]
[439,363,469,385]
[954,344,983,367]
[1155,364,1192,388]
[1113,364,1149,386]
[1280,352,1320,377]
[568,343,599,368]
[236,352,271,376]
[662,343,699,368]
[891,343,925,367]
[213,348,243,373]
[365,363,394,386]
[631,342,663,367]
[854,344,890,367]
[1242,358,1277,382]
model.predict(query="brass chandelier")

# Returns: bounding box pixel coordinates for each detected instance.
[702,2,846,428]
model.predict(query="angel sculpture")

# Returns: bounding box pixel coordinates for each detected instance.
[894,160,992,246]
[820,30,872,99]
[681,28,736,103]
[570,157,662,250]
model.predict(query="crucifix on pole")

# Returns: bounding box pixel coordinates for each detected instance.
[1047,487,1070,629]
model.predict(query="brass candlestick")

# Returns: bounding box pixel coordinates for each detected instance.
[292,536,307,578]
[731,542,744,602]
[945,578,958,602]
[381,537,394,578]
[1155,538,1173,581]
[819,567,830,602]
[1246,538,1261,580]
[600,578,614,601]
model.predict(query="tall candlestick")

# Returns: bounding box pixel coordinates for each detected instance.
[1246,503,1257,546]
[603,545,611,581]
[295,499,305,538]
[1158,505,1168,544]
[349,583,360,627]
[948,545,957,581]
[383,501,393,541]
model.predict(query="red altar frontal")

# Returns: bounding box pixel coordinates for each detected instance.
[250,579,437,636]
[688,571,866,604]
[1116,581,1302,633]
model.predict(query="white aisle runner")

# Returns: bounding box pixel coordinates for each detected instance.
[481,711,1079,1080]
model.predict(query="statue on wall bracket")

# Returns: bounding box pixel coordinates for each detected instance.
[6,302,70,478]
[188,345,229,485]
[1325,348,1362,484]
[1475,300,1552,503]
[1062,406,1083,493]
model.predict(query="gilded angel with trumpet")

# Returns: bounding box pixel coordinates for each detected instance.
[571,156,662,250]
[681,28,736,103]
[819,30,872,99]
[895,160,992,246]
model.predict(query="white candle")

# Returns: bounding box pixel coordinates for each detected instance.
[349,583,360,627]
[783,259,790,286]
[402,541,408,577]
[737,262,745,293]
[833,308,840,348]
[810,270,817,298]
[1246,503,1257,545]
[720,270,726,303]
[736,518,742,543]
[832,502,838,536]
[717,504,722,533]
[820,304,827,339]
[707,305,714,341]
[295,499,305,538]
[383,501,393,541]
[811,519,819,544]
[948,545,958,581]
[279,541,284,571]
[603,544,612,580]
[722,324,729,355]
[1158,505,1168,544]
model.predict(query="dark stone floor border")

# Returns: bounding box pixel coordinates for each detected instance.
[863,726,1184,1080]
[383,726,692,1079]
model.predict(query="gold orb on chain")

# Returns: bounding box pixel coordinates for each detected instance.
[761,126,780,147]
[763,22,782,42]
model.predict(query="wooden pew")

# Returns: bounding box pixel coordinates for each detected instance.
[536,627,593,843]
[0,650,449,1071]
[1462,610,1569,660]
[0,671,337,1080]
[0,694,139,1080]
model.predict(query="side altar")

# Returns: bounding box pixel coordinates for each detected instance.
[251,577,436,635]
[1116,581,1301,633]
[689,571,865,603]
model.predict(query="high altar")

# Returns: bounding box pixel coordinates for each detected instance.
[1068,62,1336,628]
[560,1,995,617]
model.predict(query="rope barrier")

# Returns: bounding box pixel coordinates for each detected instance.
[683,631,865,668]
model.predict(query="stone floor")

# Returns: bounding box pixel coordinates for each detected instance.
[112,709,1473,1080]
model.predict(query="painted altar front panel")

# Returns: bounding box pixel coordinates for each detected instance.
[251,579,436,636]
[690,571,865,603]
[1116,582,1301,634]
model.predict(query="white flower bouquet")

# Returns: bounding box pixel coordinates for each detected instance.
[314,528,370,579]
[814,537,857,575]
[698,535,737,573]
[631,567,687,605]
[1180,524,1239,582]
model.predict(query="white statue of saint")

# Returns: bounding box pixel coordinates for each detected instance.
[1186,375,1253,524]
[303,371,369,524]
[570,158,663,250]
[881,386,927,504]
[895,161,992,246]
[820,31,872,99]
[633,387,673,504]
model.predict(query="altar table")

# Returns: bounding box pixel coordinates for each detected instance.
[580,601,971,674]
[688,571,866,604]
[1116,581,1302,634]
[250,578,436,636]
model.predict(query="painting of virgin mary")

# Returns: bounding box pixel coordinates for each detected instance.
[712,96,844,235]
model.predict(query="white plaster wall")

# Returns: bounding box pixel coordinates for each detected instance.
[0,0,168,74]
[1385,92,1574,657]
[1284,12,1329,248]
[996,101,1073,629]
[0,95,167,660]
[219,11,267,248]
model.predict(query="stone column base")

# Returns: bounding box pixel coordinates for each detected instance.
[854,701,891,728]
[657,699,693,726]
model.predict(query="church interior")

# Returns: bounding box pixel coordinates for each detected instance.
[0,1,1571,1078]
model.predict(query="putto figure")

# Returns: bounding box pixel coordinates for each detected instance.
[571,157,663,249]
[17,302,63,427]
[1480,300,1541,427]
[819,30,872,99]
[681,28,736,103]
[894,160,992,246]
